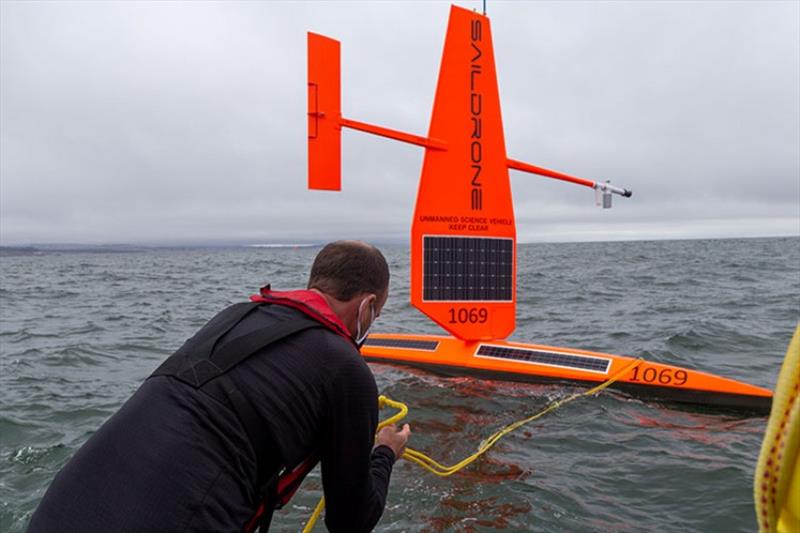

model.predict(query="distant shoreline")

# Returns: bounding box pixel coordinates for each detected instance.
[248,244,318,248]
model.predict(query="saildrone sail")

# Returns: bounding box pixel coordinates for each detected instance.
[410,5,516,341]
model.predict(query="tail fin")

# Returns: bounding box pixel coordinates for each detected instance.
[307,32,341,191]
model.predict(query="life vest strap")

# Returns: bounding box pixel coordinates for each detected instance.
[151,302,260,384]
[152,303,323,388]
[210,316,323,379]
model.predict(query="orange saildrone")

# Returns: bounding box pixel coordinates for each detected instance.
[306,5,771,413]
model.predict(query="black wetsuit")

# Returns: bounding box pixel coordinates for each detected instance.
[28,301,395,532]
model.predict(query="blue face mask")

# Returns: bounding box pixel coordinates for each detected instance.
[354,297,376,348]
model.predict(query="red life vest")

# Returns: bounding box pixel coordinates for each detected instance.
[250,285,353,343]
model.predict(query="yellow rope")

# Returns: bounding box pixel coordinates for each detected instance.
[301,358,643,531]
[302,498,325,533]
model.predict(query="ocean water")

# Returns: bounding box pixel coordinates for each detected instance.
[1,237,798,532]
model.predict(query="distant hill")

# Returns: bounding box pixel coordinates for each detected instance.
[0,246,42,256]
[0,244,154,255]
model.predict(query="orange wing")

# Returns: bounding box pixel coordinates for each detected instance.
[410,5,516,341]
[307,32,341,191]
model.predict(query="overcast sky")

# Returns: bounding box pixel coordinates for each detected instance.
[1,0,798,245]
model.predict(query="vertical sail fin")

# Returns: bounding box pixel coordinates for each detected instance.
[410,5,516,341]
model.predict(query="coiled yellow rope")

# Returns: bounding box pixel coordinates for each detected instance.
[755,325,800,532]
[302,357,643,532]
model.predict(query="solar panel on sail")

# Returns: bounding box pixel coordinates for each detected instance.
[423,236,513,302]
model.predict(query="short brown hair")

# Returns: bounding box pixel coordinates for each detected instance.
[307,241,390,301]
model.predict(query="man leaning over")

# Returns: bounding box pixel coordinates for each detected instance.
[28,240,411,532]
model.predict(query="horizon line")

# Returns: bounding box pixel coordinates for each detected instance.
[1,233,798,251]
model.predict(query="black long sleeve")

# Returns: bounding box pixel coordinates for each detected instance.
[321,356,395,532]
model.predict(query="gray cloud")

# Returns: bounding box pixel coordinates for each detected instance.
[1,0,798,245]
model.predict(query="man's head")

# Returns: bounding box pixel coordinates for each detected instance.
[308,240,390,343]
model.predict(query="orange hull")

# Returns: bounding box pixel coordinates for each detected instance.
[362,333,773,414]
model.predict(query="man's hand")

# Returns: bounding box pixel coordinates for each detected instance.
[376,424,411,460]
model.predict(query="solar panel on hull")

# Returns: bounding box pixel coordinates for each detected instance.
[363,338,440,351]
[476,345,611,373]
[423,236,513,301]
